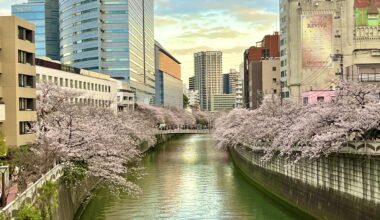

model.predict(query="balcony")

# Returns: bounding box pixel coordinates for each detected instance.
[355,26,380,40]
[0,103,5,122]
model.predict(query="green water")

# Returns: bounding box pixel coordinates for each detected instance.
[78,134,312,220]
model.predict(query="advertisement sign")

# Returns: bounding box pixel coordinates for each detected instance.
[355,0,380,27]
[302,15,333,68]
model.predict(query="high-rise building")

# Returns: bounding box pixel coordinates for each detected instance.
[59,0,155,103]
[189,76,195,91]
[154,41,183,109]
[194,51,223,111]
[279,0,380,104]
[244,32,280,108]
[0,16,37,148]
[228,69,239,94]
[210,94,235,112]
[222,73,230,94]
[12,0,60,60]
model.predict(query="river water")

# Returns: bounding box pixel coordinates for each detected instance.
[78,134,311,219]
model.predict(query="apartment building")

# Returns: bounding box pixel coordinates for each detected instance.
[194,51,223,111]
[0,16,37,147]
[210,94,236,112]
[35,58,119,112]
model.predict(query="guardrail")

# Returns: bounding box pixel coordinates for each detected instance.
[2,164,64,218]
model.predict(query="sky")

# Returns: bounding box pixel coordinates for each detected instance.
[0,0,279,85]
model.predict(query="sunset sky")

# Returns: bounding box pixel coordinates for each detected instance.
[0,0,279,85]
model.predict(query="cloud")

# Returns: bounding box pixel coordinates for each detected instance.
[178,26,247,40]
[154,16,178,26]
[0,8,9,16]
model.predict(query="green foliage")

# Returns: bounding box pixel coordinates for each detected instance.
[62,162,87,188]
[0,212,7,220]
[183,94,189,108]
[0,132,7,157]
[37,180,59,220]
[15,203,42,220]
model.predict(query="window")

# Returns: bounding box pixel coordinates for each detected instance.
[303,97,309,106]
[18,50,35,65]
[84,82,87,90]
[272,67,277,71]
[75,80,78,88]
[20,121,33,135]
[54,77,58,85]
[60,78,64,86]
[272,78,277,83]
[70,80,73,88]
[317,97,325,102]
[19,98,35,111]
[18,26,34,42]
[65,79,69,87]
[19,74,35,88]
[48,76,52,82]
[42,75,47,82]
[79,81,82,89]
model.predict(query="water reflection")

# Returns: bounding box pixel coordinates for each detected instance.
[78,135,312,220]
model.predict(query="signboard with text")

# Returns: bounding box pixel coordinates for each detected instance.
[302,15,333,68]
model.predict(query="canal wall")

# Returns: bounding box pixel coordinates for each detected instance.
[229,145,380,220]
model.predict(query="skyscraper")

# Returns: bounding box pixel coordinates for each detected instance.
[12,0,60,60]
[59,0,155,103]
[188,76,195,91]
[194,51,223,111]
[223,73,230,94]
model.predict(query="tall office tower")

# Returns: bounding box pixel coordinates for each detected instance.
[222,73,230,94]
[194,51,223,111]
[12,0,60,60]
[59,0,155,103]
[188,76,195,91]
[0,16,37,147]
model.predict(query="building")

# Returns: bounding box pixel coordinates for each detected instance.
[244,32,280,109]
[210,94,235,112]
[194,51,223,111]
[279,0,380,104]
[187,90,200,110]
[228,69,239,94]
[235,80,244,108]
[114,79,135,111]
[35,58,119,112]
[223,73,230,94]
[0,16,37,147]
[248,59,281,109]
[189,76,195,91]
[12,0,60,60]
[59,0,155,103]
[154,41,183,109]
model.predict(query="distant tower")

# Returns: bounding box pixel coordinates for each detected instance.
[194,51,223,111]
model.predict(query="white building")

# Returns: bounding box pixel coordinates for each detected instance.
[35,58,118,112]
[114,79,135,111]
[187,90,200,110]
[235,80,244,108]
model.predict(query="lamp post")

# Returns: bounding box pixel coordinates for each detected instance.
[0,165,9,207]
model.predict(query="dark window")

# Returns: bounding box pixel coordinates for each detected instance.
[18,26,34,42]
[19,98,35,111]
[272,67,277,71]
[303,97,309,105]
[20,121,33,135]
[272,78,277,83]
[18,50,35,65]
[19,74,35,88]
[317,96,325,102]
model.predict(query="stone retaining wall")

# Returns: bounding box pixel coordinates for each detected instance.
[229,146,380,220]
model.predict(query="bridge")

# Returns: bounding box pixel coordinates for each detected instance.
[156,129,212,134]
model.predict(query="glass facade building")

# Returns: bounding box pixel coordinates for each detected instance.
[59,0,155,103]
[12,0,60,60]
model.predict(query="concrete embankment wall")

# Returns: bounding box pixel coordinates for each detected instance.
[55,133,178,220]
[229,146,380,220]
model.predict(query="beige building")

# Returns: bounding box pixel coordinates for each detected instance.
[36,58,119,112]
[0,16,37,147]
[210,94,236,112]
[280,0,380,104]
[248,59,281,109]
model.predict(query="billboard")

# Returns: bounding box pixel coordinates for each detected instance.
[355,0,380,27]
[302,15,333,68]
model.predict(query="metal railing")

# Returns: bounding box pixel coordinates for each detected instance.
[156,129,212,134]
[2,164,64,217]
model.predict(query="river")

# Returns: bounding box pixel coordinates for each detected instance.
[78,134,312,219]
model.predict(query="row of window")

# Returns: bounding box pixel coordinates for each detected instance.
[36,74,112,93]
[69,97,112,108]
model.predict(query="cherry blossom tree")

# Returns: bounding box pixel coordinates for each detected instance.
[214,80,380,161]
